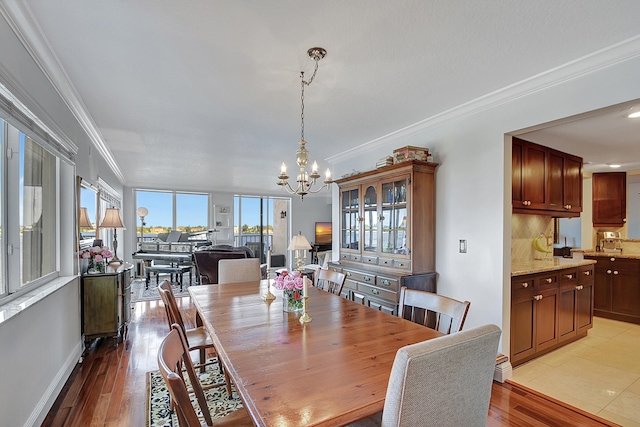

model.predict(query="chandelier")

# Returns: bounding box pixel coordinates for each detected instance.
[277,47,333,200]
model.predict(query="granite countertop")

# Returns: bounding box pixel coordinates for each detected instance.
[578,251,640,260]
[511,257,596,277]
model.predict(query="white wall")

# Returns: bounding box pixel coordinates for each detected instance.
[330,43,640,356]
[290,195,332,268]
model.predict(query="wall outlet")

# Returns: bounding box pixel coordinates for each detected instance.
[459,239,467,253]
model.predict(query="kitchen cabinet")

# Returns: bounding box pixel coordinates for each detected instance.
[592,172,626,228]
[333,160,437,314]
[586,255,640,324]
[82,263,133,347]
[558,264,594,343]
[512,138,583,217]
[511,264,594,366]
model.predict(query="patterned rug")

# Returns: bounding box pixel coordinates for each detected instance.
[131,277,193,302]
[146,357,243,427]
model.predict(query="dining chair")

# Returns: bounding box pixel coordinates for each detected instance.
[349,324,501,427]
[314,268,346,296]
[218,258,261,284]
[158,326,253,427]
[158,281,232,394]
[398,286,471,334]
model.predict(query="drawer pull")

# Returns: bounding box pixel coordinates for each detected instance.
[610,258,616,262]
[575,285,584,291]
[607,270,612,274]
[364,276,372,282]
[346,271,352,277]
[545,278,553,283]
[371,289,380,295]
[564,274,573,280]
[521,283,529,288]
[613,270,619,275]
[583,271,591,276]
[534,295,543,301]
[381,279,391,286]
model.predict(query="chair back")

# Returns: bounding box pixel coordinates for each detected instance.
[398,286,470,334]
[381,324,501,427]
[314,268,346,295]
[158,280,187,331]
[158,325,211,427]
[218,258,262,284]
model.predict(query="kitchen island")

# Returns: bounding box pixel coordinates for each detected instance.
[510,257,596,366]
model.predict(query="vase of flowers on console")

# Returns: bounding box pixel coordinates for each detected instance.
[80,245,113,274]
[273,270,305,312]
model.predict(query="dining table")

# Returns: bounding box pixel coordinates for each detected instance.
[188,279,443,427]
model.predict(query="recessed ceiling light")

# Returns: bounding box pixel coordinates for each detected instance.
[628,111,640,118]
[609,164,622,168]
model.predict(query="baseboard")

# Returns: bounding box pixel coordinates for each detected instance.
[25,339,83,427]
[494,359,513,383]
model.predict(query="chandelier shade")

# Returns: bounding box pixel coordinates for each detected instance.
[277,47,333,200]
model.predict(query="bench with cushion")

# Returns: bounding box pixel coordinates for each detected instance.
[145,264,192,290]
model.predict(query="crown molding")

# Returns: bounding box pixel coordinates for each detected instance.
[0,0,124,182]
[328,35,640,164]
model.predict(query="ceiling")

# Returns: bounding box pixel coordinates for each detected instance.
[5,1,640,194]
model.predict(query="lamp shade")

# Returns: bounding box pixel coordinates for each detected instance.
[288,231,311,251]
[78,207,93,228]
[99,207,126,229]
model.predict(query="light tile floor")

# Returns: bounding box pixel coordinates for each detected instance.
[511,317,640,426]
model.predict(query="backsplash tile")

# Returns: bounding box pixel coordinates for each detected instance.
[512,214,554,261]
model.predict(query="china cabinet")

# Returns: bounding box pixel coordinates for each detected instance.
[592,172,626,228]
[332,160,437,314]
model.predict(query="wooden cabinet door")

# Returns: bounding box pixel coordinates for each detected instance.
[611,268,640,317]
[512,138,524,206]
[576,281,594,334]
[83,276,117,336]
[534,287,558,352]
[558,284,577,342]
[593,263,612,312]
[511,288,535,364]
[340,186,360,253]
[522,141,548,209]
[564,154,583,212]
[593,172,626,227]
[548,150,565,211]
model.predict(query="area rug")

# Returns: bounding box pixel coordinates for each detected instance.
[131,277,193,302]
[146,357,243,427]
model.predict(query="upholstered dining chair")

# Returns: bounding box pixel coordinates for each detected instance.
[218,258,262,284]
[349,324,501,427]
[158,326,253,427]
[398,286,471,334]
[314,268,346,296]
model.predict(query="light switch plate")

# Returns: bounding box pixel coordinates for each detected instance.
[459,239,467,253]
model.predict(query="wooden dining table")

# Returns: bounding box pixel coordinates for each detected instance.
[189,280,443,427]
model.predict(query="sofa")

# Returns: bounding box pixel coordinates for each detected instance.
[193,244,266,284]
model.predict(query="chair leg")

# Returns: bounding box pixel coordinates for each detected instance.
[199,348,206,374]
[145,270,150,290]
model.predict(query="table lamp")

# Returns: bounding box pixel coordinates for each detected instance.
[99,207,126,264]
[288,231,312,323]
[79,207,93,229]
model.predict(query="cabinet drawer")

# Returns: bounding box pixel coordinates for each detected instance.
[559,268,578,285]
[376,275,399,291]
[579,265,594,283]
[343,279,358,291]
[535,273,558,290]
[362,255,378,265]
[512,277,534,292]
[347,270,375,285]
[358,282,396,302]
[378,257,394,267]
[393,259,411,270]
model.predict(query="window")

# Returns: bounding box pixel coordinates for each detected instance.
[135,190,208,239]
[1,122,58,296]
[234,195,289,262]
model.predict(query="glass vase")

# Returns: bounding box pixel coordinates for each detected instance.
[282,289,303,313]
[88,258,106,274]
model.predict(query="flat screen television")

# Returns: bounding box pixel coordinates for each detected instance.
[315,222,332,245]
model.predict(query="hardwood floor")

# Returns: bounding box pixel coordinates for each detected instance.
[42,297,619,426]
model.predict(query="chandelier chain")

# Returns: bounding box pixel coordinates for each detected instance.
[300,58,319,142]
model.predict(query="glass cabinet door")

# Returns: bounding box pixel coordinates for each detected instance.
[341,188,359,251]
[362,185,378,253]
[381,178,409,255]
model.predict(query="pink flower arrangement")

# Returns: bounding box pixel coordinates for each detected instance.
[79,245,113,263]
[273,270,305,292]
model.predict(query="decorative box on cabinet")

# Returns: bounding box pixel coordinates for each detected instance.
[512,137,583,217]
[81,263,133,347]
[510,263,594,367]
[585,255,640,324]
